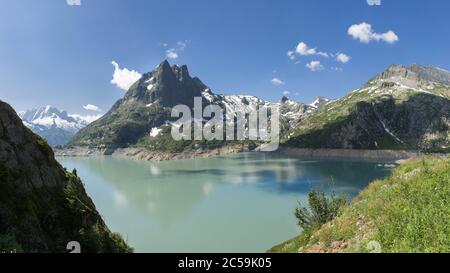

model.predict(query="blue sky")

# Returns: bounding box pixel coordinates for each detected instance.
[0,0,449,117]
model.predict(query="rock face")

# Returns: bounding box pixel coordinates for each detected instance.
[123,60,206,108]
[19,106,98,146]
[0,100,131,252]
[368,64,450,88]
[284,64,450,152]
[69,60,315,151]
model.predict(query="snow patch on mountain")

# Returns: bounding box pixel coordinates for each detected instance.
[19,106,102,146]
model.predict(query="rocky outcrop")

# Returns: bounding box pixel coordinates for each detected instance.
[284,64,450,152]
[0,100,131,253]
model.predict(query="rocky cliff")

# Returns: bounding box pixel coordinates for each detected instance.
[0,100,131,252]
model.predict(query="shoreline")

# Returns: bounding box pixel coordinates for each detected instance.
[53,145,251,162]
[277,147,424,163]
[54,145,426,163]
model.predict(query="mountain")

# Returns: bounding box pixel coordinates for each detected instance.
[0,100,131,252]
[19,106,99,146]
[283,64,450,152]
[309,96,330,109]
[69,60,316,151]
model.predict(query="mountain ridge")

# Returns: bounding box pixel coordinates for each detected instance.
[69,61,450,154]
[283,63,450,152]
[19,106,101,146]
[69,60,317,150]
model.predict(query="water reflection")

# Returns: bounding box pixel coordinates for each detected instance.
[58,153,393,252]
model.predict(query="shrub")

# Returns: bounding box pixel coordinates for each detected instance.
[295,191,347,232]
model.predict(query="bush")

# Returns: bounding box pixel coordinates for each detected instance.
[295,191,347,232]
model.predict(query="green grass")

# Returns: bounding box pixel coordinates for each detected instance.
[268,232,312,253]
[270,156,450,253]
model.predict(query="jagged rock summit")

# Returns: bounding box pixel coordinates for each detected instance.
[123,60,207,108]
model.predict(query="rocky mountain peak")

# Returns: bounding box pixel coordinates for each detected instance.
[152,60,179,85]
[309,96,330,109]
[406,64,450,86]
[123,60,206,107]
[368,63,450,89]
[280,96,289,103]
[171,64,191,82]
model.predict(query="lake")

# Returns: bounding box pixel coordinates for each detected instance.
[57,153,393,253]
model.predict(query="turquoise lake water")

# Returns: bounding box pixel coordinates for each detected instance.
[57,153,393,253]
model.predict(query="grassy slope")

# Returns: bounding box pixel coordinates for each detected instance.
[69,102,171,148]
[269,156,450,253]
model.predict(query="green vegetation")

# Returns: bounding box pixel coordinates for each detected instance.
[0,165,133,253]
[62,170,133,253]
[0,99,133,252]
[69,102,171,148]
[294,191,347,232]
[269,191,347,253]
[270,156,450,253]
[135,124,258,153]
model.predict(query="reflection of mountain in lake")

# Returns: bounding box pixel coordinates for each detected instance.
[60,157,209,228]
[59,153,392,228]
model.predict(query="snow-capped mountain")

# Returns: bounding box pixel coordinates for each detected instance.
[19,106,101,146]
[201,89,316,127]
[70,60,327,148]
[309,96,330,109]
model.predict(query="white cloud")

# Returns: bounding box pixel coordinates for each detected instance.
[296,42,317,56]
[111,61,142,91]
[336,53,351,63]
[306,61,324,72]
[83,104,101,112]
[288,42,331,60]
[282,91,290,96]
[166,48,178,59]
[271,78,285,86]
[164,40,188,60]
[332,67,343,72]
[287,50,296,60]
[69,114,103,124]
[177,41,187,50]
[367,0,381,6]
[348,22,399,44]
[66,0,81,6]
